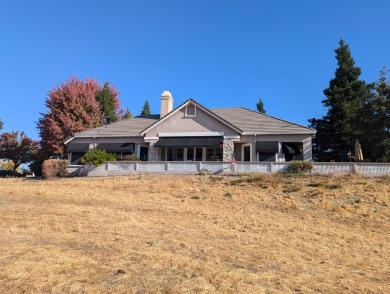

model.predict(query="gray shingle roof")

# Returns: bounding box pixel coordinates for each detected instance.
[210,107,316,135]
[72,115,159,137]
[69,104,315,140]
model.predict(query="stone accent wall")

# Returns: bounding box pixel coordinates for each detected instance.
[223,139,235,161]
[147,142,159,161]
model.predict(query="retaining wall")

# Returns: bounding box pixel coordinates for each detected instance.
[67,161,390,177]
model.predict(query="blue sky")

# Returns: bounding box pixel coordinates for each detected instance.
[1,0,389,140]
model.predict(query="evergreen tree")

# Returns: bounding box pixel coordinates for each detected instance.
[365,68,390,161]
[256,98,266,114]
[0,118,3,130]
[95,82,121,123]
[123,108,133,119]
[309,39,373,161]
[141,100,151,116]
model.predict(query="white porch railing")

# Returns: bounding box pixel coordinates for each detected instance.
[67,161,390,177]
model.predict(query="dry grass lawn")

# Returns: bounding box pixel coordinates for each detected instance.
[0,173,389,293]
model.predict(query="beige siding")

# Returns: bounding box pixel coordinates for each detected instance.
[145,107,239,137]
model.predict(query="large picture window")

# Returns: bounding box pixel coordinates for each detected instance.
[156,136,222,161]
[161,146,222,161]
[206,148,222,161]
[70,152,85,165]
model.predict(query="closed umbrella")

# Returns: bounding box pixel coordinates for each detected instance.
[355,139,364,161]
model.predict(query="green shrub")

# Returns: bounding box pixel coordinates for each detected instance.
[229,178,246,185]
[307,182,324,187]
[119,154,141,161]
[229,174,265,185]
[224,192,232,198]
[42,159,69,179]
[81,149,117,166]
[246,175,266,183]
[199,169,210,175]
[326,183,342,189]
[209,175,223,182]
[286,161,314,174]
[283,185,302,193]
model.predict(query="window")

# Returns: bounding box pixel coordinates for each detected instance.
[195,148,203,161]
[185,104,196,117]
[257,152,276,162]
[187,148,194,161]
[206,147,222,161]
[165,148,184,161]
[167,148,173,161]
[70,152,85,165]
[207,148,215,161]
[244,146,251,161]
[282,143,302,162]
[177,148,184,161]
[162,147,222,161]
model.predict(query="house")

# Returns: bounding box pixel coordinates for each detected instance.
[65,91,316,165]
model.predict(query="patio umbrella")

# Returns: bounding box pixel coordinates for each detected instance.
[355,139,364,161]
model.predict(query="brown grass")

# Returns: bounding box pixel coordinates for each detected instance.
[0,174,389,293]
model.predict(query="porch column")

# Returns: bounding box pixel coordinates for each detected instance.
[147,141,159,161]
[222,139,235,161]
[303,137,313,161]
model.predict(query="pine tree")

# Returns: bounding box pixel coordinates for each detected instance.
[309,39,373,161]
[366,68,390,161]
[141,100,151,116]
[256,98,266,114]
[123,108,133,119]
[95,82,121,123]
[0,118,3,130]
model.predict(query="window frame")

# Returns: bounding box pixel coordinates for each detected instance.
[185,104,197,117]
[242,143,252,162]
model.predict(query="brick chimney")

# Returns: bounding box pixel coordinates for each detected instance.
[160,90,173,118]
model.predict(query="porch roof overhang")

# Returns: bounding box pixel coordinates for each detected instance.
[256,141,279,153]
[97,143,134,153]
[66,143,90,152]
[155,137,223,148]
[64,134,141,144]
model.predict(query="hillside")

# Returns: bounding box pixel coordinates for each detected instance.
[0,174,389,293]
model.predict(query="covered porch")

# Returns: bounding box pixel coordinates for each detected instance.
[154,136,223,161]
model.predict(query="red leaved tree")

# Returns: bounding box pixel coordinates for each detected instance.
[38,76,122,158]
[0,131,40,173]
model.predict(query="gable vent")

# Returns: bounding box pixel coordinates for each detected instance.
[185,103,196,117]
